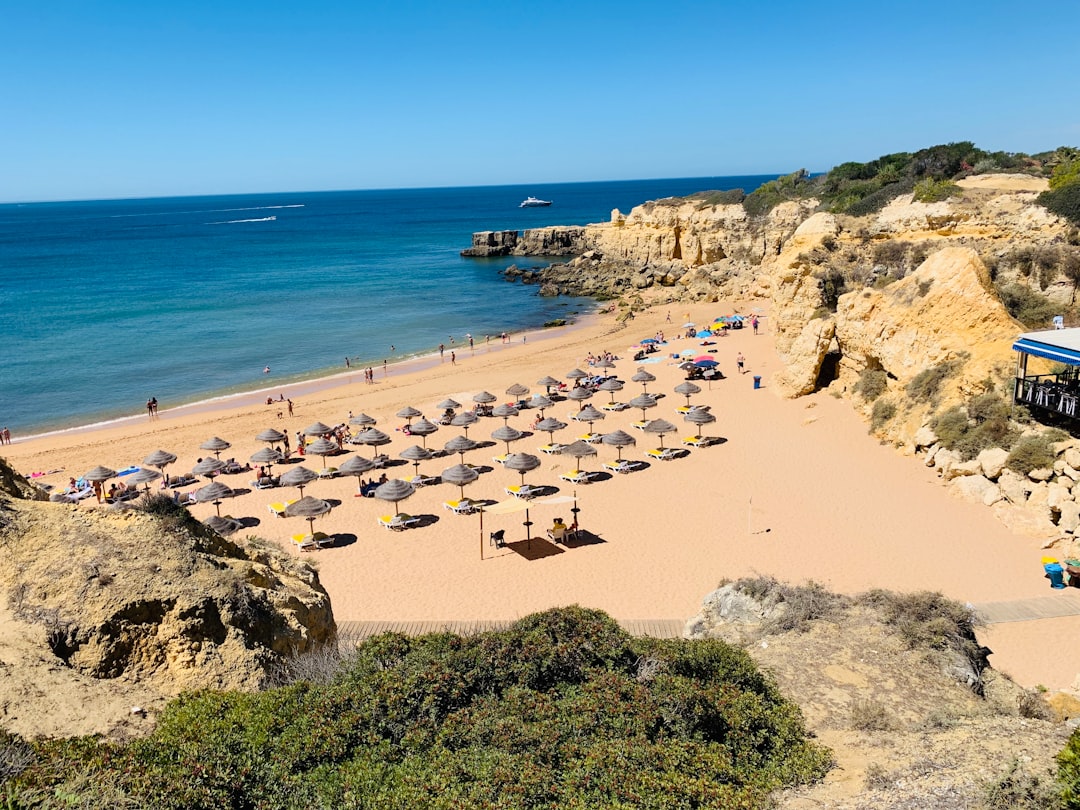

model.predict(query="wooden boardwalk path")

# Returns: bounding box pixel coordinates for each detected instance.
[338,619,686,640]
[973,592,1080,624]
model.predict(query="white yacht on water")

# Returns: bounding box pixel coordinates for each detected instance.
[519,196,552,208]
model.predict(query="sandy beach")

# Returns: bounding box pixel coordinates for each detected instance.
[3,302,1074,690]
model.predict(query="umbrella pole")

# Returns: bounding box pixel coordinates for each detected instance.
[479,507,483,561]
[524,506,531,549]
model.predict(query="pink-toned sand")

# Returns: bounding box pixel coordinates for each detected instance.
[5,303,1073,689]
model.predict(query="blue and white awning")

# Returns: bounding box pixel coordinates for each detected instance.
[1013,328,1080,365]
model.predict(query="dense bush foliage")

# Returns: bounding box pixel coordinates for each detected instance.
[997,282,1058,327]
[854,368,888,401]
[1060,727,1080,808]
[912,178,962,203]
[8,607,831,808]
[870,399,896,431]
[1039,182,1080,227]
[1006,433,1060,475]
[930,395,1019,460]
[906,358,964,403]
[742,169,812,218]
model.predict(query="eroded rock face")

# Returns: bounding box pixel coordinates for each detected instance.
[0,487,335,694]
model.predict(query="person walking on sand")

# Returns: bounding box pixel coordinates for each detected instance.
[287,399,294,416]
[451,350,456,365]
[439,343,445,359]
[736,352,746,374]
[751,315,759,335]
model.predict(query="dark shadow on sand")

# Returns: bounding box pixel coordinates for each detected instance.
[412,514,440,529]
[562,529,605,548]
[328,532,358,548]
[504,537,565,560]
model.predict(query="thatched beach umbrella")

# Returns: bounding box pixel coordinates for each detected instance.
[199,437,231,459]
[194,480,234,517]
[204,514,242,536]
[536,375,561,394]
[128,467,161,493]
[399,444,433,477]
[142,450,177,484]
[441,463,479,501]
[473,391,497,405]
[350,413,377,427]
[644,418,677,449]
[407,417,439,448]
[506,383,530,399]
[256,428,286,445]
[303,421,334,438]
[250,447,284,477]
[451,411,478,437]
[598,378,624,405]
[632,368,656,392]
[601,429,637,461]
[528,394,554,416]
[535,417,568,445]
[504,452,541,486]
[192,457,225,483]
[354,428,391,462]
[491,425,523,455]
[373,478,416,517]
[280,465,319,496]
[595,357,616,370]
[84,465,117,483]
[338,454,375,494]
[684,408,717,440]
[285,496,332,541]
[628,393,658,421]
[492,403,519,425]
[566,386,592,403]
[304,438,339,469]
[437,398,461,411]
[566,368,588,381]
[444,434,478,463]
[674,381,702,407]
[396,406,422,424]
[560,439,597,476]
[572,404,605,431]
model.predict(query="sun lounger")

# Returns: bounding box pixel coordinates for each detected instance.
[682,436,712,448]
[646,447,678,461]
[559,470,591,484]
[602,460,634,474]
[378,513,421,531]
[538,443,565,455]
[492,454,509,465]
[251,476,278,489]
[411,474,439,487]
[629,421,648,431]
[579,433,604,443]
[443,499,477,515]
[601,402,627,412]
[505,484,539,499]
[290,531,332,551]
[267,500,297,518]
[318,467,338,479]
[371,454,390,468]
[169,475,197,489]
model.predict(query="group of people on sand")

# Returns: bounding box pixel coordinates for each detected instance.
[357,473,388,497]
[0,427,10,445]
[145,398,159,419]
[585,350,618,367]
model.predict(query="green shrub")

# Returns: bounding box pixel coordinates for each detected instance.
[815,266,848,312]
[997,282,1058,327]
[986,758,1065,809]
[932,394,1021,460]
[1039,182,1080,226]
[854,368,888,401]
[913,177,962,203]
[931,406,970,449]
[1050,159,1080,191]
[1060,727,1080,808]
[849,699,894,732]
[843,179,915,216]
[1007,433,1058,475]
[732,577,849,634]
[906,359,962,402]
[870,399,896,431]
[743,169,812,218]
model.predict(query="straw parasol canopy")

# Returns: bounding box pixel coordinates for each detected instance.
[504,452,541,485]
[572,404,605,429]
[407,417,439,448]
[506,383,530,398]
[353,428,391,461]
[566,386,593,402]
[250,446,284,475]
[473,391,498,404]
[436,398,461,411]
[304,438,339,468]
[338,454,375,493]
[594,357,616,370]
[204,515,242,536]
[303,421,334,437]
[628,393,658,420]
[644,418,677,449]
[444,434,478,462]
[601,429,637,460]
[256,428,286,445]
[280,465,319,496]
[536,375,561,393]
[373,478,415,516]
[674,381,702,407]
[84,466,117,483]
[451,411,478,436]
[441,463,479,500]
[535,417,568,444]
[491,425,523,454]
[631,368,657,391]
[684,408,717,439]
[192,457,225,482]
[566,368,588,381]
[285,496,332,539]
[128,467,161,492]
[492,403,519,424]
[142,450,177,483]
[399,444,433,476]
[528,394,554,415]
[199,437,231,458]
[350,413,377,427]
[396,406,422,423]
[598,378,624,404]
[194,481,234,517]
[560,439,597,474]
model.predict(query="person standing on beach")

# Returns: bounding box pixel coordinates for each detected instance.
[439,343,445,359]
[345,357,351,368]
[468,334,474,349]
[287,399,294,416]
[450,351,456,365]
[751,316,759,335]
[146,398,154,419]
[736,352,746,374]
[0,427,6,445]
[283,433,291,458]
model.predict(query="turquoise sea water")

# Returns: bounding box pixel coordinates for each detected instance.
[0,176,773,436]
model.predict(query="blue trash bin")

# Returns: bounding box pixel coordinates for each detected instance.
[1045,563,1066,589]
[753,375,762,390]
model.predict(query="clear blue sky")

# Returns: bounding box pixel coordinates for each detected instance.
[3,0,1078,203]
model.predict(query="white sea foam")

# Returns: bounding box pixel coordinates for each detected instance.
[111,205,303,218]
[207,216,277,225]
